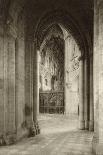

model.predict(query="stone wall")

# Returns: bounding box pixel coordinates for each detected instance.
[0,24,17,143]
[0,6,37,144]
[93,0,103,154]
[64,32,81,115]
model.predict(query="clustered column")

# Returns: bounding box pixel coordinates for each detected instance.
[32,45,40,135]
[79,55,94,131]
[79,58,85,129]
[89,54,94,131]
[84,56,89,130]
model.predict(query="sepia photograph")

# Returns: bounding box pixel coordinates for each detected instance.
[0,0,101,154]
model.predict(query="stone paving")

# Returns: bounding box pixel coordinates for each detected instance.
[0,114,94,155]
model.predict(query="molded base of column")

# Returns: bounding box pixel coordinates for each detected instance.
[29,122,40,137]
[89,120,94,131]
[0,122,40,146]
[0,124,30,145]
[0,132,17,145]
[85,120,89,130]
[79,120,85,130]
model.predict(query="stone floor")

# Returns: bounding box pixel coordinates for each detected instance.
[0,114,94,155]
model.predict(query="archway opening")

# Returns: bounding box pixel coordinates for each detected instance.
[39,24,64,114]
[38,23,81,134]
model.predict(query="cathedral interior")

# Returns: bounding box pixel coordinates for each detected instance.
[0,0,103,154]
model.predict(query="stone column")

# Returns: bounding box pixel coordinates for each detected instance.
[41,76,44,91]
[93,1,103,154]
[89,54,94,131]
[84,57,89,130]
[15,38,26,139]
[79,59,85,129]
[0,24,6,139]
[37,50,40,115]
[25,40,34,135]
[64,36,68,115]
[33,46,40,135]
[64,36,72,115]
[6,34,16,134]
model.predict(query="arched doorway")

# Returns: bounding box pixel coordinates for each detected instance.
[0,0,94,148]
[39,24,65,115]
[33,10,93,132]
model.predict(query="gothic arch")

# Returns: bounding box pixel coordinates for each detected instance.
[34,9,90,57]
[34,9,94,131]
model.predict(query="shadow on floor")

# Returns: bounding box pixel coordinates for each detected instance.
[0,114,94,155]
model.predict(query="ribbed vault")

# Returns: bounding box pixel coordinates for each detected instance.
[34,9,87,54]
[0,0,93,54]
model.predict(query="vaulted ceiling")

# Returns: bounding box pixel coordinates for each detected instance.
[0,0,93,51]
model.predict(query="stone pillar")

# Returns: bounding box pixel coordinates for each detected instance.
[6,35,16,134]
[84,57,89,130]
[0,24,6,137]
[25,40,33,128]
[93,0,103,154]
[33,46,40,135]
[41,76,44,91]
[64,36,72,115]
[64,36,69,115]
[37,50,40,115]
[79,59,85,129]
[15,38,26,139]
[0,24,18,145]
[89,54,94,131]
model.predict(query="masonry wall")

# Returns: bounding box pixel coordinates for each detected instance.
[15,14,26,139]
[65,34,80,115]
[0,26,17,142]
[0,7,36,143]
[93,0,103,154]
[0,22,6,135]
